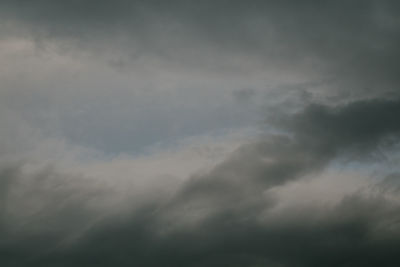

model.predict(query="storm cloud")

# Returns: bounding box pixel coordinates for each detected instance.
[2,98,400,266]
[1,0,399,93]
[1,1,400,266]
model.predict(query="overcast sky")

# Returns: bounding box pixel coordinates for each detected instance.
[1,1,400,266]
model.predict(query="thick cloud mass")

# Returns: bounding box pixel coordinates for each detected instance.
[2,99,400,266]
[1,1,400,266]
[1,0,399,93]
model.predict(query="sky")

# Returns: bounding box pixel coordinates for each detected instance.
[1,1,400,266]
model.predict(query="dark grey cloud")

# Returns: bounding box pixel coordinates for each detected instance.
[172,98,400,209]
[1,0,399,156]
[1,0,399,98]
[1,1,400,266]
[280,98,400,155]
[57,192,400,267]
[1,98,400,266]
[1,198,399,267]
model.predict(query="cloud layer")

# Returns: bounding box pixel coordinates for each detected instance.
[1,1,400,266]
[2,99,400,266]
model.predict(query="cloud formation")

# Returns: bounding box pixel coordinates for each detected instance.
[1,99,400,266]
[1,1,400,266]
[1,0,399,95]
